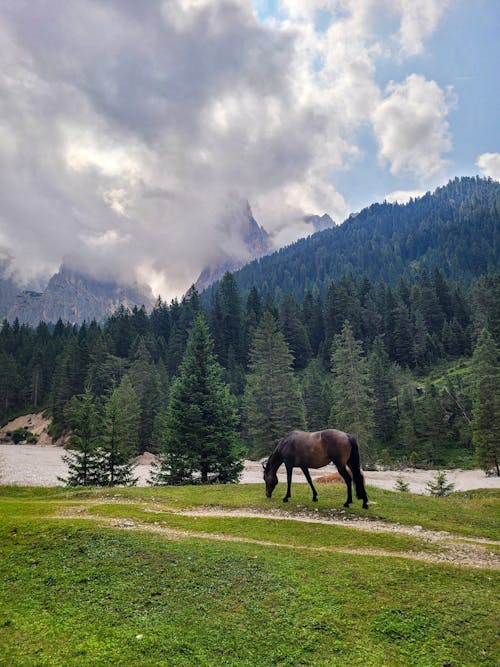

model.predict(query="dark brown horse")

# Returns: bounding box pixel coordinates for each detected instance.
[263,429,368,508]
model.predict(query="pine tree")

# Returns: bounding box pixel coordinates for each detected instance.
[279,294,312,369]
[301,290,323,356]
[330,321,373,460]
[368,337,398,452]
[210,272,245,367]
[392,300,414,366]
[412,273,445,338]
[106,305,133,358]
[50,335,89,428]
[0,351,21,420]
[471,329,500,475]
[397,382,421,463]
[149,360,170,453]
[129,337,164,453]
[100,376,140,485]
[426,471,454,497]
[433,268,454,320]
[152,315,243,485]
[245,286,262,339]
[301,358,332,431]
[86,337,127,397]
[60,387,102,486]
[243,312,306,458]
[413,383,451,465]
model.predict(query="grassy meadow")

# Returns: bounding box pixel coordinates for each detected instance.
[0,483,499,666]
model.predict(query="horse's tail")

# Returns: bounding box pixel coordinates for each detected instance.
[347,435,368,504]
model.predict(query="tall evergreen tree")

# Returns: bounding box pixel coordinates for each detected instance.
[245,286,262,338]
[412,272,445,338]
[279,293,312,370]
[100,376,140,485]
[210,273,246,393]
[129,337,164,452]
[391,300,414,366]
[0,351,21,420]
[243,312,306,458]
[149,360,170,454]
[60,387,102,486]
[412,383,451,465]
[368,337,398,451]
[301,290,323,356]
[471,329,500,475]
[301,358,332,431]
[330,321,373,460]
[152,315,243,485]
[211,272,245,366]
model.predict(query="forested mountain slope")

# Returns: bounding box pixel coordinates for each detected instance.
[1,177,499,475]
[221,177,499,300]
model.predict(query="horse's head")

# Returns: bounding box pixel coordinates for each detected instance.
[262,461,278,498]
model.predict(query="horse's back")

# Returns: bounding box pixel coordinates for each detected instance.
[281,429,331,468]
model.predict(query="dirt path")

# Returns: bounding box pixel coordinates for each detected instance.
[57,504,500,570]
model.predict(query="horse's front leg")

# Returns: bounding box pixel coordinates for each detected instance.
[337,464,353,508]
[283,462,293,502]
[301,466,318,502]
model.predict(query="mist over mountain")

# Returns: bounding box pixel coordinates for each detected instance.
[1,176,498,326]
[303,213,335,233]
[195,201,272,292]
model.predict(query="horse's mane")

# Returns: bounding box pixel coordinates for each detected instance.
[265,437,289,472]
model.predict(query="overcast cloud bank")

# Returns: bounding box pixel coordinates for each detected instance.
[0,0,484,299]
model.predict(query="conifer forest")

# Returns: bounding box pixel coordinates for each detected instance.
[1,178,499,483]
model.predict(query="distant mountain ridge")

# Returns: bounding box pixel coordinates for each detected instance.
[214,177,500,300]
[5,266,154,326]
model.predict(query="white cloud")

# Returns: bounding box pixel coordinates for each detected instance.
[372,74,454,180]
[385,189,425,204]
[0,0,453,298]
[394,0,450,56]
[476,153,500,181]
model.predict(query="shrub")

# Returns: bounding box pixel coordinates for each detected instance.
[394,476,410,492]
[10,428,37,444]
[426,471,455,497]
[11,428,28,444]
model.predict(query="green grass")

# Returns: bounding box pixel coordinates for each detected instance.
[82,502,441,554]
[0,485,499,666]
[2,481,495,539]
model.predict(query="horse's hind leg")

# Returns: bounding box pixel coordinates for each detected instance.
[283,462,293,503]
[337,464,353,508]
[301,466,318,502]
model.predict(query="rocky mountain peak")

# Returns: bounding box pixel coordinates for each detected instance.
[195,201,272,292]
[6,265,154,325]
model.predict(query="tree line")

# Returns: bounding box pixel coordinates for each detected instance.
[0,269,499,482]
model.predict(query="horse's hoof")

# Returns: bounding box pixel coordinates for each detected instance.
[343,502,350,508]
[313,497,318,502]
[283,498,288,503]
[363,502,369,509]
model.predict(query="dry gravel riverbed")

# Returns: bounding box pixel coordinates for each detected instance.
[1,443,499,493]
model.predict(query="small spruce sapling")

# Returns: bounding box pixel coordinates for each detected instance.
[426,471,454,497]
[394,476,410,492]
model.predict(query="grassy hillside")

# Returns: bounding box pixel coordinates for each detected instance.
[1,484,498,666]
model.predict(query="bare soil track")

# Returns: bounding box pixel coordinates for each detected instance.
[57,504,500,571]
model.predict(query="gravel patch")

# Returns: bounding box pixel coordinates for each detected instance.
[1,443,499,493]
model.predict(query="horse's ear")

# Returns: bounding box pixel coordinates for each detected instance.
[262,461,267,470]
